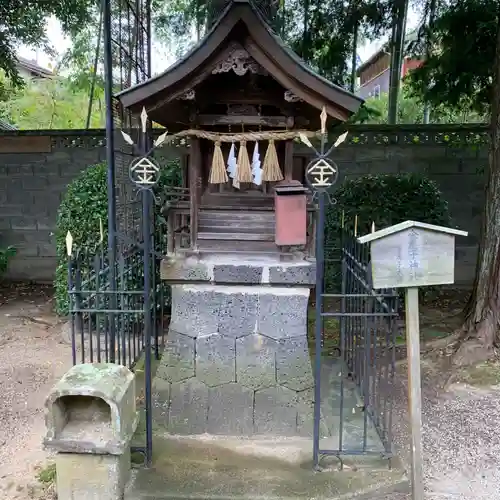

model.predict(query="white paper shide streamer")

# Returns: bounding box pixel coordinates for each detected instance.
[227,142,239,189]
[251,141,262,186]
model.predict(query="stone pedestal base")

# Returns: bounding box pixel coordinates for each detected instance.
[55,450,130,500]
[153,283,317,437]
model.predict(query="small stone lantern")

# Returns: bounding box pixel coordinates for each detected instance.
[43,363,138,500]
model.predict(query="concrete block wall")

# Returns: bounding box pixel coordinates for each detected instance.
[0,132,107,282]
[0,125,488,284]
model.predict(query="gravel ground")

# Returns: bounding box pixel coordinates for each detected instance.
[388,359,500,500]
[0,287,71,500]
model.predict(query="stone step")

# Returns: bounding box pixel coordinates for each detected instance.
[198,232,275,241]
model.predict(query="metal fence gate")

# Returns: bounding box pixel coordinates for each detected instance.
[312,196,398,468]
[303,127,398,470]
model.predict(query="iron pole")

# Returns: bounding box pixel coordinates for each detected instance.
[102,0,118,362]
[142,187,153,467]
[313,191,326,469]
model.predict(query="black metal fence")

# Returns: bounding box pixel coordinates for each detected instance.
[67,238,168,368]
[313,223,398,468]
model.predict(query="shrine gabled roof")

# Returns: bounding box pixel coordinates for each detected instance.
[116,0,363,123]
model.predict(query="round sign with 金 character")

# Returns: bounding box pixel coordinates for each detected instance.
[305,156,338,192]
[129,156,161,188]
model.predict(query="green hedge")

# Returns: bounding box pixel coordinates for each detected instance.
[54,163,108,315]
[0,245,16,278]
[54,157,182,316]
[324,173,451,290]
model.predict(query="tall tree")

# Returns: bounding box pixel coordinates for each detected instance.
[387,0,409,123]
[454,5,500,365]
[405,0,500,362]
[407,0,496,115]
[0,0,95,84]
[153,0,394,85]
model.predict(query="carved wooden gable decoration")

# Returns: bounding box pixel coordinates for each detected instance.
[116,0,362,130]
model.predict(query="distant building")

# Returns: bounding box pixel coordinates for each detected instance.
[0,57,52,130]
[15,56,53,80]
[356,32,423,100]
[0,118,17,130]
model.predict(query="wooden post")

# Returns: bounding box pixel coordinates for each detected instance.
[284,139,294,181]
[189,138,201,250]
[405,286,424,500]
[357,220,468,500]
[166,213,174,254]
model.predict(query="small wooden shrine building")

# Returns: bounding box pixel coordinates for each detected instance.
[116,0,362,258]
[116,0,366,442]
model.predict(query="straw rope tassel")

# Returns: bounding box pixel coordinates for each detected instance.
[236,140,253,183]
[209,141,228,184]
[262,139,283,182]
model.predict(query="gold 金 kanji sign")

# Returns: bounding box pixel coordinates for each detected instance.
[306,157,338,190]
[129,156,160,187]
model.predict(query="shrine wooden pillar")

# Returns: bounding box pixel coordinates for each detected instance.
[189,138,202,250]
[284,139,294,182]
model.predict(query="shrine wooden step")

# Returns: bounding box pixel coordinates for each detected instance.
[196,239,279,253]
[199,210,275,222]
[199,225,274,234]
[198,231,275,241]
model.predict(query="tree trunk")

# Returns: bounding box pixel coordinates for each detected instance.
[422,0,437,124]
[387,0,409,124]
[454,11,500,366]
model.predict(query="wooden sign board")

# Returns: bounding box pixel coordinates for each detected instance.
[358,220,468,289]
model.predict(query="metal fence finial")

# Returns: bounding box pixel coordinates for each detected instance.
[99,218,104,244]
[354,215,358,237]
[371,221,376,233]
[341,210,345,229]
[320,106,328,135]
[65,231,74,257]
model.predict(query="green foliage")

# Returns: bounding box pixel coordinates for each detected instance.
[0,245,16,277]
[54,163,108,315]
[37,463,56,485]
[0,0,94,84]
[153,0,393,85]
[54,154,183,316]
[354,89,488,124]
[407,0,496,113]
[324,173,451,289]
[0,76,104,129]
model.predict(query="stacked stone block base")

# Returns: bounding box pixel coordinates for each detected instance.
[153,283,317,437]
[55,450,131,500]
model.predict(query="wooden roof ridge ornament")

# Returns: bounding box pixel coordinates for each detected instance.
[357,219,468,500]
[115,0,363,128]
[211,41,266,76]
[284,90,301,102]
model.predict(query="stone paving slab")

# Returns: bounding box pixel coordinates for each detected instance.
[124,434,408,500]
